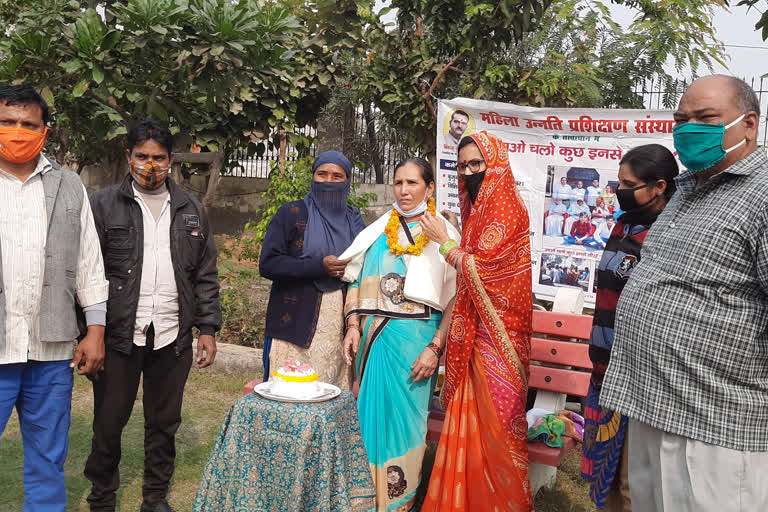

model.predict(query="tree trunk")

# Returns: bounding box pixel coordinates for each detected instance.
[53,126,69,167]
[202,152,224,209]
[316,113,344,153]
[170,162,182,184]
[277,132,288,176]
[362,103,384,184]
[278,133,288,164]
[342,106,356,156]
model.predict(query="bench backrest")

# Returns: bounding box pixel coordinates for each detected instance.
[529,310,593,398]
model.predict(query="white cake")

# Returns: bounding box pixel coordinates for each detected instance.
[271,360,321,398]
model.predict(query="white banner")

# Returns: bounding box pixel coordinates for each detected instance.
[436,98,676,307]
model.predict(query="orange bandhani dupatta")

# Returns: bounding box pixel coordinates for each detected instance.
[441,130,532,409]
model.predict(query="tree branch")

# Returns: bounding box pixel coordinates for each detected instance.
[419,83,436,123]
[422,51,465,123]
[428,51,465,98]
[448,65,470,76]
[90,87,132,124]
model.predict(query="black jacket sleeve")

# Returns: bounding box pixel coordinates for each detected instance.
[89,191,108,251]
[259,203,326,281]
[194,206,222,335]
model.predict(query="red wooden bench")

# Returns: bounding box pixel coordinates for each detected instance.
[526,310,593,467]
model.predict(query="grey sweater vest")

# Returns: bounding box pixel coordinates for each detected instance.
[0,163,83,353]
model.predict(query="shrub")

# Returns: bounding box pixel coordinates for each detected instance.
[216,251,268,348]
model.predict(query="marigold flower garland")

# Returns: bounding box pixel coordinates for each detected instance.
[385,197,436,256]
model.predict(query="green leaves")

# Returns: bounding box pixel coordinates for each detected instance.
[71,8,107,56]
[2,0,318,168]
[72,80,89,98]
[738,1,768,41]
[381,93,399,103]
[0,0,733,176]
[92,68,105,84]
[60,60,83,73]
[40,87,55,108]
[116,0,189,29]
[101,30,121,52]
[344,0,728,156]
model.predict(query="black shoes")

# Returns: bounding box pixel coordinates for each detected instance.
[140,501,175,512]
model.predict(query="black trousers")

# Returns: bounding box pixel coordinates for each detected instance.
[84,325,192,510]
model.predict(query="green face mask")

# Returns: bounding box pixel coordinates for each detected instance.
[672,114,745,172]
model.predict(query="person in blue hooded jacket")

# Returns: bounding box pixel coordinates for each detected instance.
[259,151,365,388]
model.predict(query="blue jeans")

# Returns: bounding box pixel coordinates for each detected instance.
[0,360,73,512]
[564,235,599,247]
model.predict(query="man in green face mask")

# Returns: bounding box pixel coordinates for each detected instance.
[671,75,759,181]
[598,75,768,512]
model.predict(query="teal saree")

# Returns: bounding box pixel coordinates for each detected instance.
[345,230,441,512]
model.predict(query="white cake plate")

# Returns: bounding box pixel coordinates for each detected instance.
[253,381,342,403]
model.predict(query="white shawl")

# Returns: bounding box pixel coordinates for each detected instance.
[339,211,461,311]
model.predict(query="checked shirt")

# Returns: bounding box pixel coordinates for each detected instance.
[601,148,768,451]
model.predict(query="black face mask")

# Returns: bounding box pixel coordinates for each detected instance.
[615,182,657,212]
[463,171,485,204]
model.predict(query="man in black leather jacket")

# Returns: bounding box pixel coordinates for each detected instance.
[84,119,221,512]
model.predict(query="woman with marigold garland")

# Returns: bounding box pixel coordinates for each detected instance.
[419,131,534,511]
[340,157,460,511]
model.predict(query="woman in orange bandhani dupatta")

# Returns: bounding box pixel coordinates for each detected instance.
[419,131,533,512]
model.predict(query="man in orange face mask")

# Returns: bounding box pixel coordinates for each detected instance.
[0,85,109,511]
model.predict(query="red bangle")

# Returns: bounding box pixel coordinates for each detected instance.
[427,341,443,358]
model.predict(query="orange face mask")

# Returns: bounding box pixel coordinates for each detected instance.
[130,161,169,190]
[0,127,48,164]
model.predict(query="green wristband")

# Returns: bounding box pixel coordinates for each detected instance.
[439,239,458,256]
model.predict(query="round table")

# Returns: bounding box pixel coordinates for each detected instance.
[194,389,375,512]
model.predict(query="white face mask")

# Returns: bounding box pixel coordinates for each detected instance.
[393,191,430,217]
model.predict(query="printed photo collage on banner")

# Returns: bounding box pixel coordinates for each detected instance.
[436,99,677,306]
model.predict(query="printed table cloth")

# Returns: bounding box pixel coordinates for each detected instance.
[194,390,375,512]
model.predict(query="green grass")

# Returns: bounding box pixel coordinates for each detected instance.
[535,449,597,512]
[0,368,595,511]
[0,369,255,511]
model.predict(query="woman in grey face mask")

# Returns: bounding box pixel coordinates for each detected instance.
[259,151,365,389]
[338,157,461,511]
